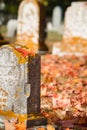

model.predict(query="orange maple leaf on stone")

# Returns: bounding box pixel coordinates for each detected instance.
[16,48,29,57]
[16,48,35,57]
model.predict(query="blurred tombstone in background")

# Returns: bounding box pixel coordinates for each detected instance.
[47,6,63,34]
[0,0,6,27]
[52,6,62,32]
[63,2,87,39]
[0,0,5,10]
[17,0,48,54]
[62,1,87,54]
[52,2,87,55]
[7,19,18,38]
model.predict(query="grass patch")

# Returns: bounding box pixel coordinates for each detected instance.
[0,26,7,36]
[47,31,62,42]
[0,26,63,50]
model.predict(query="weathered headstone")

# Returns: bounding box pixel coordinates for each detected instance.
[0,45,29,127]
[52,6,62,31]
[17,0,39,53]
[0,45,46,128]
[17,0,48,53]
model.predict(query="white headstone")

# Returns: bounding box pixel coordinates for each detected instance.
[7,19,17,37]
[52,2,87,55]
[17,0,39,53]
[0,45,30,126]
[52,6,62,31]
[63,2,87,39]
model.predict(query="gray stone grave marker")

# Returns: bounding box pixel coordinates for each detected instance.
[0,45,46,128]
[52,6,62,31]
[0,45,29,126]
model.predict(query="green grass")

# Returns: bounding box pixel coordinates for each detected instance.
[47,31,62,42]
[0,26,63,51]
[0,26,7,36]
[1,26,62,41]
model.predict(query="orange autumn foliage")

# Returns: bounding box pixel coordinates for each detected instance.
[61,37,87,53]
[17,34,38,53]
[4,119,26,130]
[15,123,26,130]
[15,48,35,57]
[65,128,70,130]
[0,110,27,123]
[63,37,87,45]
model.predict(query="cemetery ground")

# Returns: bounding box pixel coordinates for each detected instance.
[1,25,63,52]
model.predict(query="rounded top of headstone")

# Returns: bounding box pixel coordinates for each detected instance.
[0,45,28,64]
[18,0,39,13]
[0,45,18,66]
[17,0,39,53]
[53,6,62,12]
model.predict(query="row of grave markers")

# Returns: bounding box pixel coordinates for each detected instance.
[6,1,87,55]
[17,0,87,54]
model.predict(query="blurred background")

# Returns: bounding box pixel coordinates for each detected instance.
[0,0,86,49]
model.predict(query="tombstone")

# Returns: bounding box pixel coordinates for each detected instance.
[0,45,28,127]
[0,45,47,128]
[17,0,48,54]
[7,19,18,37]
[52,2,87,55]
[0,1,6,10]
[63,2,87,39]
[17,0,39,53]
[52,6,62,31]
[61,2,87,54]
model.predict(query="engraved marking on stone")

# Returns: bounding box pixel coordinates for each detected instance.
[0,46,28,115]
